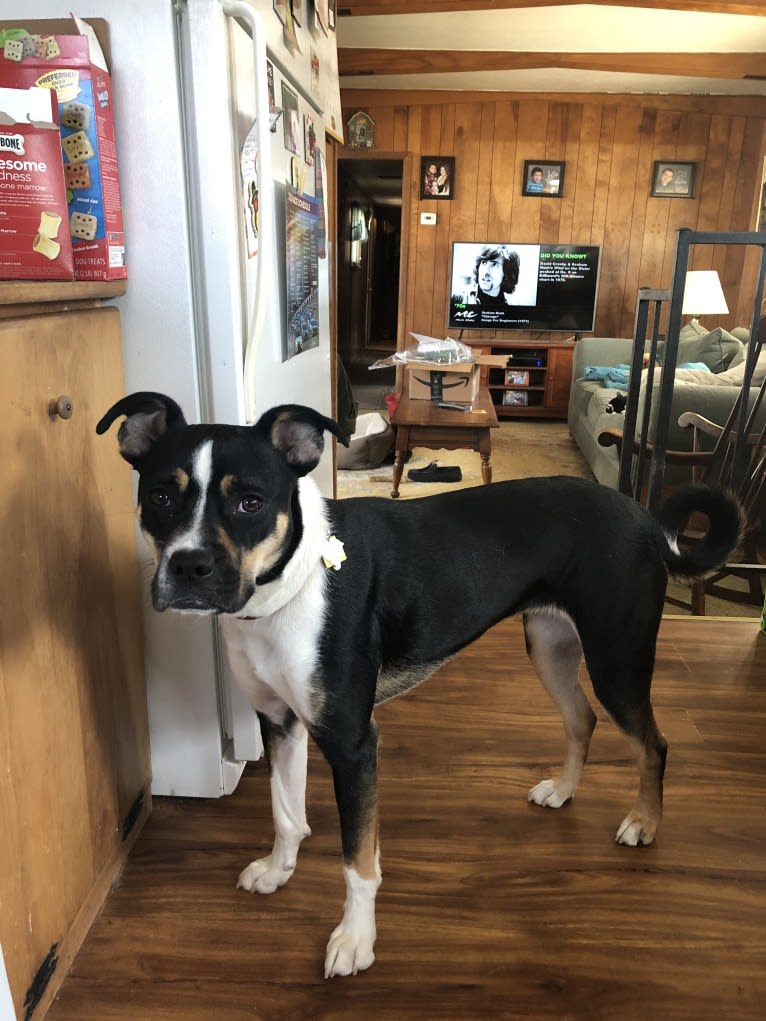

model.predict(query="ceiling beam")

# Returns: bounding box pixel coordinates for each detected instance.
[339,89,766,116]
[338,48,766,80]
[338,2,766,16]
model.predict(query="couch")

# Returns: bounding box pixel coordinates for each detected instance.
[568,322,764,488]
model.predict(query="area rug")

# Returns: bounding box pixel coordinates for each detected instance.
[337,419,591,499]
[337,417,762,620]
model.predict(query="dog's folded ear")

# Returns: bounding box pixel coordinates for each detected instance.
[257,404,350,477]
[96,392,187,466]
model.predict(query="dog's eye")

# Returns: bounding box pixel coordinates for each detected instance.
[150,488,171,508]
[238,494,263,514]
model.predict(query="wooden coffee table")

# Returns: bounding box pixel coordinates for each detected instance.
[390,388,499,498]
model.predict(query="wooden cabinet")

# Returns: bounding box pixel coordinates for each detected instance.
[469,339,575,419]
[0,285,150,1021]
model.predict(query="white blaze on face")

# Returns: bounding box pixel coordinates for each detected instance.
[165,439,214,557]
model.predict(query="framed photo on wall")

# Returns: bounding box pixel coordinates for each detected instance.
[420,156,455,200]
[522,160,565,197]
[651,161,696,198]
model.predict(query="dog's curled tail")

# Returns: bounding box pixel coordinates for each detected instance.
[655,484,743,581]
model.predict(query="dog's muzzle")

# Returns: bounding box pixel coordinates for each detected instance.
[152,546,248,614]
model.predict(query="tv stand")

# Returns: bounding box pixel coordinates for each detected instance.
[467,338,575,419]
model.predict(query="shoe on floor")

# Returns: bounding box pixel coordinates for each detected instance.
[407,461,462,483]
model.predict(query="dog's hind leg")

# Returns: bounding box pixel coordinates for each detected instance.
[315,717,381,979]
[524,610,597,809]
[237,711,311,895]
[583,649,668,847]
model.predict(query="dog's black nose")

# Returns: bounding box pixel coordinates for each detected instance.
[168,548,215,581]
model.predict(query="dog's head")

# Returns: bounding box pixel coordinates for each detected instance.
[97,392,347,615]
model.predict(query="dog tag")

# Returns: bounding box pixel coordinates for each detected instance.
[322,535,347,571]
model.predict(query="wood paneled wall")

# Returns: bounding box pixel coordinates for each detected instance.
[340,91,766,342]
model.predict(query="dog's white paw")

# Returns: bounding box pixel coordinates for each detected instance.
[237,855,295,895]
[324,922,376,979]
[615,811,657,847]
[528,777,573,809]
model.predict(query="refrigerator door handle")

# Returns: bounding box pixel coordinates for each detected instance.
[221,0,276,423]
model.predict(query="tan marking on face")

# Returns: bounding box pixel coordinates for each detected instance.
[173,468,190,493]
[220,473,237,498]
[216,525,238,563]
[239,512,290,593]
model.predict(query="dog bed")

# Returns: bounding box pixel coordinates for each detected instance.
[337,412,394,470]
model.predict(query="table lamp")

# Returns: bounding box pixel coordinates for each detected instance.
[681,270,729,327]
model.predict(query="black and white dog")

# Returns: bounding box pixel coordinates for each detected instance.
[98,392,741,979]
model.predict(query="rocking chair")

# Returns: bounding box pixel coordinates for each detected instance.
[599,376,766,615]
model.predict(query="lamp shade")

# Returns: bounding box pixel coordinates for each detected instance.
[681,270,729,317]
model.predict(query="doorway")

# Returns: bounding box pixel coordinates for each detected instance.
[337,155,406,410]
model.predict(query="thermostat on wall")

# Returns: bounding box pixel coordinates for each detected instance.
[420,212,437,225]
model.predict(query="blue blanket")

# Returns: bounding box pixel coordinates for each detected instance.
[583,364,631,391]
[583,361,711,393]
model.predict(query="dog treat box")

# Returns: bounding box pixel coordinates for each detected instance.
[0,15,126,280]
[0,85,73,280]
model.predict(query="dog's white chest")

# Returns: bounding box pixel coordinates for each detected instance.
[220,577,325,726]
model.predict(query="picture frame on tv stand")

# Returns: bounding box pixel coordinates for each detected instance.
[503,390,529,406]
[506,370,529,386]
[447,241,601,333]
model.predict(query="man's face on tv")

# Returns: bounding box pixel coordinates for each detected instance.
[478,258,503,296]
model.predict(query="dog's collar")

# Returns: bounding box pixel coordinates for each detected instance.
[236,535,345,621]
[236,532,347,622]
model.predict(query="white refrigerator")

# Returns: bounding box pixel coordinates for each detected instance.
[25,0,343,795]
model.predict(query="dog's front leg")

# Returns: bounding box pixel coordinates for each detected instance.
[238,712,311,895]
[318,719,381,978]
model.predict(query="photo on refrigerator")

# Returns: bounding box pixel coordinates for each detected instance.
[281,80,300,154]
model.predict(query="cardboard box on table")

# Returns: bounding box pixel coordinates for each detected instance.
[407,354,508,402]
[0,85,73,279]
[0,15,126,280]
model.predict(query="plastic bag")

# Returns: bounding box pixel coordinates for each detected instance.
[369,333,475,370]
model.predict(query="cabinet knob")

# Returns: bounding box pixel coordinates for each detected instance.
[49,395,74,420]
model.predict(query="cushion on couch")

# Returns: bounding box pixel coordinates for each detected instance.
[678,321,750,345]
[679,320,708,340]
[675,347,766,387]
[673,327,744,373]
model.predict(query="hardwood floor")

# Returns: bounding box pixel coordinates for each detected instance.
[48,617,766,1021]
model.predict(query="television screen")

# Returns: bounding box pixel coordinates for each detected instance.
[448,241,601,333]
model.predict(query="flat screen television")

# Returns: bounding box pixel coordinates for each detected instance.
[448,241,602,333]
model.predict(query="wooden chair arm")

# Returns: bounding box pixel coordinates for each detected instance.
[597,428,652,454]
[597,427,622,449]
[677,411,724,440]
[597,426,713,466]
